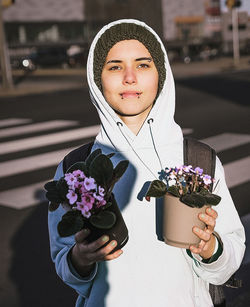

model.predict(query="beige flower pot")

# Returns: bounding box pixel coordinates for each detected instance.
[163,193,209,249]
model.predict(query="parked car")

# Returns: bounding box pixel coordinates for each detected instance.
[20,46,69,70]
[67,44,89,68]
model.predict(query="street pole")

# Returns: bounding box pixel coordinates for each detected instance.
[0,3,13,89]
[232,7,240,66]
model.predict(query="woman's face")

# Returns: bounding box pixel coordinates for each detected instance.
[101,39,159,119]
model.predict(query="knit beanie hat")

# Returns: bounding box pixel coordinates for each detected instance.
[94,22,166,96]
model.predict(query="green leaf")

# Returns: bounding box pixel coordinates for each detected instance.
[199,187,209,196]
[180,193,206,208]
[56,178,69,200]
[48,202,60,212]
[113,160,129,182]
[167,185,180,197]
[102,201,112,210]
[67,162,88,175]
[44,180,58,192]
[146,180,167,198]
[191,193,206,208]
[89,210,116,229]
[45,191,62,203]
[57,210,84,237]
[89,154,113,186]
[180,194,196,207]
[85,149,102,172]
[205,193,221,206]
[107,153,115,159]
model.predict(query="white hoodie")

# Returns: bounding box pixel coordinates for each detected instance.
[49,19,245,307]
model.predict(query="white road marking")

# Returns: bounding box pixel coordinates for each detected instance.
[0,120,78,138]
[224,156,250,189]
[1,157,249,209]
[0,181,48,209]
[0,147,75,178]
[0,125,100,154]
[0,118,32,128]
[201,133,250,153]
[0,130,249,209]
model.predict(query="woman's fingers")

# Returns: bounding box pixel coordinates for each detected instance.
[75,228,91,243]
[190,240,206,254]
[105,249,123,261]
[74,230,123,263]
[198,208,217,232]
[206,207,218,219]
[193,226,211,241]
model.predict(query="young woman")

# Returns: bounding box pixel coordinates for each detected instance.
[48,19,245,307]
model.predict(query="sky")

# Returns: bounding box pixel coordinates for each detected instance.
[220,0,250,12]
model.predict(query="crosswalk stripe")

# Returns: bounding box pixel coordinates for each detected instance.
[0,181,47,209]
[224,156,250,189]
[0,147,75,178]
[0,120,78,138]
[0,118,32,128]
[0,128,249,209]
[0,125,100,155]
[201,133,250,153]
[1,157,249,209]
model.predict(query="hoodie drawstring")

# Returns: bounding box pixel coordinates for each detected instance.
[147,118,164,171]
[116,120,164,180]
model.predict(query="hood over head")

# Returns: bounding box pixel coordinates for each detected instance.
[87,19,183,156]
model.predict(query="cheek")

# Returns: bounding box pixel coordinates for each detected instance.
[142,73,159,96]
[101,74,119,97]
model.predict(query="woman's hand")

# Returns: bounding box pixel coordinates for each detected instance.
[70,228,123,277]
[189,207,218,259]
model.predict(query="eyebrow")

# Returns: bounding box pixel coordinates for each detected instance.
[106,57,152,64]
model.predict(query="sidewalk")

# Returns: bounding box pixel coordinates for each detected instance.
[0,55,250,98]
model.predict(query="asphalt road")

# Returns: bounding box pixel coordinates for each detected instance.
[0,69,249,307]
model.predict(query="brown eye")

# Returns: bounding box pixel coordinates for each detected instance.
[138,63,150,69]
[109,66,122,71]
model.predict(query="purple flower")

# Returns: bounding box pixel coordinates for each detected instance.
[94,192,104,201]
[72,170,85,179]
[194,167,203,175]
[183,165,192,172]
[83,177,97,191]
[66,190,78,205]
[98,186,105,197]
[74,181,86,192]
[76,202,91,218]
[96,199,107,208]
[203,175,212,185]
[65,173,77,187]
[81,194,95,210]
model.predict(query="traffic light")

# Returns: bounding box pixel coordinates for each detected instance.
[225,0,241,9]
[1,0,15,7]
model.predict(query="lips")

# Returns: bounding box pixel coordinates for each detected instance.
[120,91,142,99]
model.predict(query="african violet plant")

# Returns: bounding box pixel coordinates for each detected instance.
[44,149,129,237]
[146,165,221,208]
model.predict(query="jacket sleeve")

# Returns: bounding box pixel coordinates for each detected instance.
[187,156,246,285]
[48,161,98,298]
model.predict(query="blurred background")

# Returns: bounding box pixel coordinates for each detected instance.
[0,0,250,306]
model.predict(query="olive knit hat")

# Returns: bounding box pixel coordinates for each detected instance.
[93,22,166,96]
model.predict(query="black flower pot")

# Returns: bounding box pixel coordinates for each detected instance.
[85,194,129,252]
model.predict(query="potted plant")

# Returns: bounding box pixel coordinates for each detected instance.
[146,165,221,248]
[44,149,129,251]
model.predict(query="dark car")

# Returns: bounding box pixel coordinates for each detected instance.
[21,46,69,70]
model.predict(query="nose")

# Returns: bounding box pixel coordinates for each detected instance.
[123,67,137,85]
